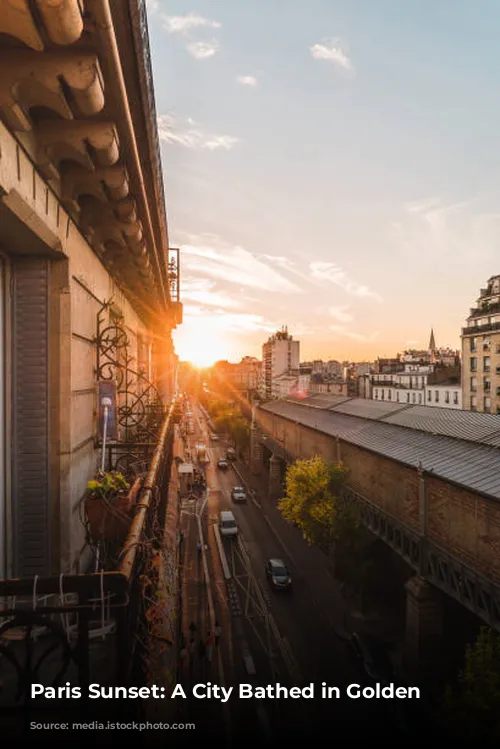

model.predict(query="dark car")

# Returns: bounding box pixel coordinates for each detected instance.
[217,458,229,470]
[226,448,237,461]
[265,558,292,591]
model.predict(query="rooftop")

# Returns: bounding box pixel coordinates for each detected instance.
[259,395,500,500]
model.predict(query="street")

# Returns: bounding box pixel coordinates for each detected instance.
[176,403,412,742]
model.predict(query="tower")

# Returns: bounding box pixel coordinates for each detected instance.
[428,328,436,352]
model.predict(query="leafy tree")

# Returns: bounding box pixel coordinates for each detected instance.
[278,456,351,548]
[231,417,250,452]
[442,627,500,740]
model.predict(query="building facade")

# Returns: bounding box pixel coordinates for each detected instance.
[462,275,500,413]
[0,0,181,578]
[261,327,300,400]
[210,356,260,401]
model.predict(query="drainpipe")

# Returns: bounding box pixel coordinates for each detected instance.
[93,0,168,311]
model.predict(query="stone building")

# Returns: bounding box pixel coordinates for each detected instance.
[0,0,181,577]
[462,275,500,413]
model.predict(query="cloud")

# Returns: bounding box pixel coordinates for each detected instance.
[405,339,421,347]
[180,238,302,293]
[157,114,240,151]
[330,324,380,342]
[237,75,258,87]
[181,277,243,309]
[329,305,354,324]
[186,40,218,59]
[310,39,353,71]
[310,262,382,302]
[146,0,159,12]
[391,196,498,262]
[182,304,275,334]
[162,12,221,34]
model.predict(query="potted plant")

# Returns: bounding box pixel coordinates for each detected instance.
[84,471,140,543]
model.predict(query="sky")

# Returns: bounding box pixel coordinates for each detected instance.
[146,0,500,367]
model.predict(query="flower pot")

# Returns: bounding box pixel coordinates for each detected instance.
[85,477,142,543]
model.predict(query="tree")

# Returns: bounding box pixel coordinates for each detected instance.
[442,627,500,740]
[230,417,250,453]
[278,456,351,548]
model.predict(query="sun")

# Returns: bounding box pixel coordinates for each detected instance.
[173,323,229,368]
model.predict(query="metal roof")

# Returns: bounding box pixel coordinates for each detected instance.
[285,396,500,449]
[286,394,352,409]
[330,399,411,420]
[259,400,500,500]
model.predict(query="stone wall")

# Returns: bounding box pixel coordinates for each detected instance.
[257,408,500,585]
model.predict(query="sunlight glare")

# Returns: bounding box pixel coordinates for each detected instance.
[173,320,229,368]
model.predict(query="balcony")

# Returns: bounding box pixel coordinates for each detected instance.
[0,308,182,730]
[463,320,500,336]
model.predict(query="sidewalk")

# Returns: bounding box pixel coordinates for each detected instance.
[233,459,350,639]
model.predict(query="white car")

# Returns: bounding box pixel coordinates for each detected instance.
[231,486,247,503]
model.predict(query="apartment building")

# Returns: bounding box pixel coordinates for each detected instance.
[260,327,300,400]
[462,275,500,413]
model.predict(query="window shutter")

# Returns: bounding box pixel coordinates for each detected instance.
[11,258,50,576]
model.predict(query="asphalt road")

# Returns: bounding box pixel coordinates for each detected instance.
[205,445,409,741]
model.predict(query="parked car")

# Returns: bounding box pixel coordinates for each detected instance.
[231,486,246,502]
[226,447,237,461]
[217,458,229,470]
[265,558,292,591]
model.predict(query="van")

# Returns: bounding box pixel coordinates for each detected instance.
[220,510,238,538]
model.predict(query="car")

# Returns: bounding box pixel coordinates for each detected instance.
[265,558,292,590]
[231,486,246,502]
[226,448,237,461]
[211,433,219,441]
[220,510,238,538]
[217,459,229,470]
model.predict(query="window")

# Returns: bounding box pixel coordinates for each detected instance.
[484,356,491,372]
[418,393,422,404]
[471,395,477,411]
[406,393,410,403]
[427,390,431,401]
[381,390,384,400]
[435,390,439,402]
[396,392,400,402]
[445,391,450,404]
[374,389,378,399]
[388,390,392,400]
[470,337,477,352]
[484,377,491,392]
[470,357,477,372]
[484,396,492,413]
[484,338,491,351]
[453,392,458,405]
[470,376,477,392]
[496,344,500,354]
[412,393,416,403]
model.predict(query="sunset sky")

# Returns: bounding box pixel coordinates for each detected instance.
[147,0,500,366]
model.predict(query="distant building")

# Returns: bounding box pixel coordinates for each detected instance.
[210,356,260,401]
[462,275,500,413]
[369,330,461,408]
[260,327,300,400]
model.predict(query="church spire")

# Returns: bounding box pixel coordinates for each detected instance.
[429,328,436,351]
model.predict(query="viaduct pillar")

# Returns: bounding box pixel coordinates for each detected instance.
[250,424,263,475]
[404,575,444,686]
[268,453,282,500]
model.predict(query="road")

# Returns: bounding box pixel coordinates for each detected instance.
[181,403,412,742]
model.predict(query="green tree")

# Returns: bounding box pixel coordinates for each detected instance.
[442,627,500,740]
[230,416,251,452]
[278,456,351,548]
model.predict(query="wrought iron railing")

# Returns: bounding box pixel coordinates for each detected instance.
[0,401,179,734]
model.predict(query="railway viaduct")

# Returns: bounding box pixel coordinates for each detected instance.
[251,393,500,681]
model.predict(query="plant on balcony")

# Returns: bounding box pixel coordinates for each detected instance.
[84,471,139,543]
